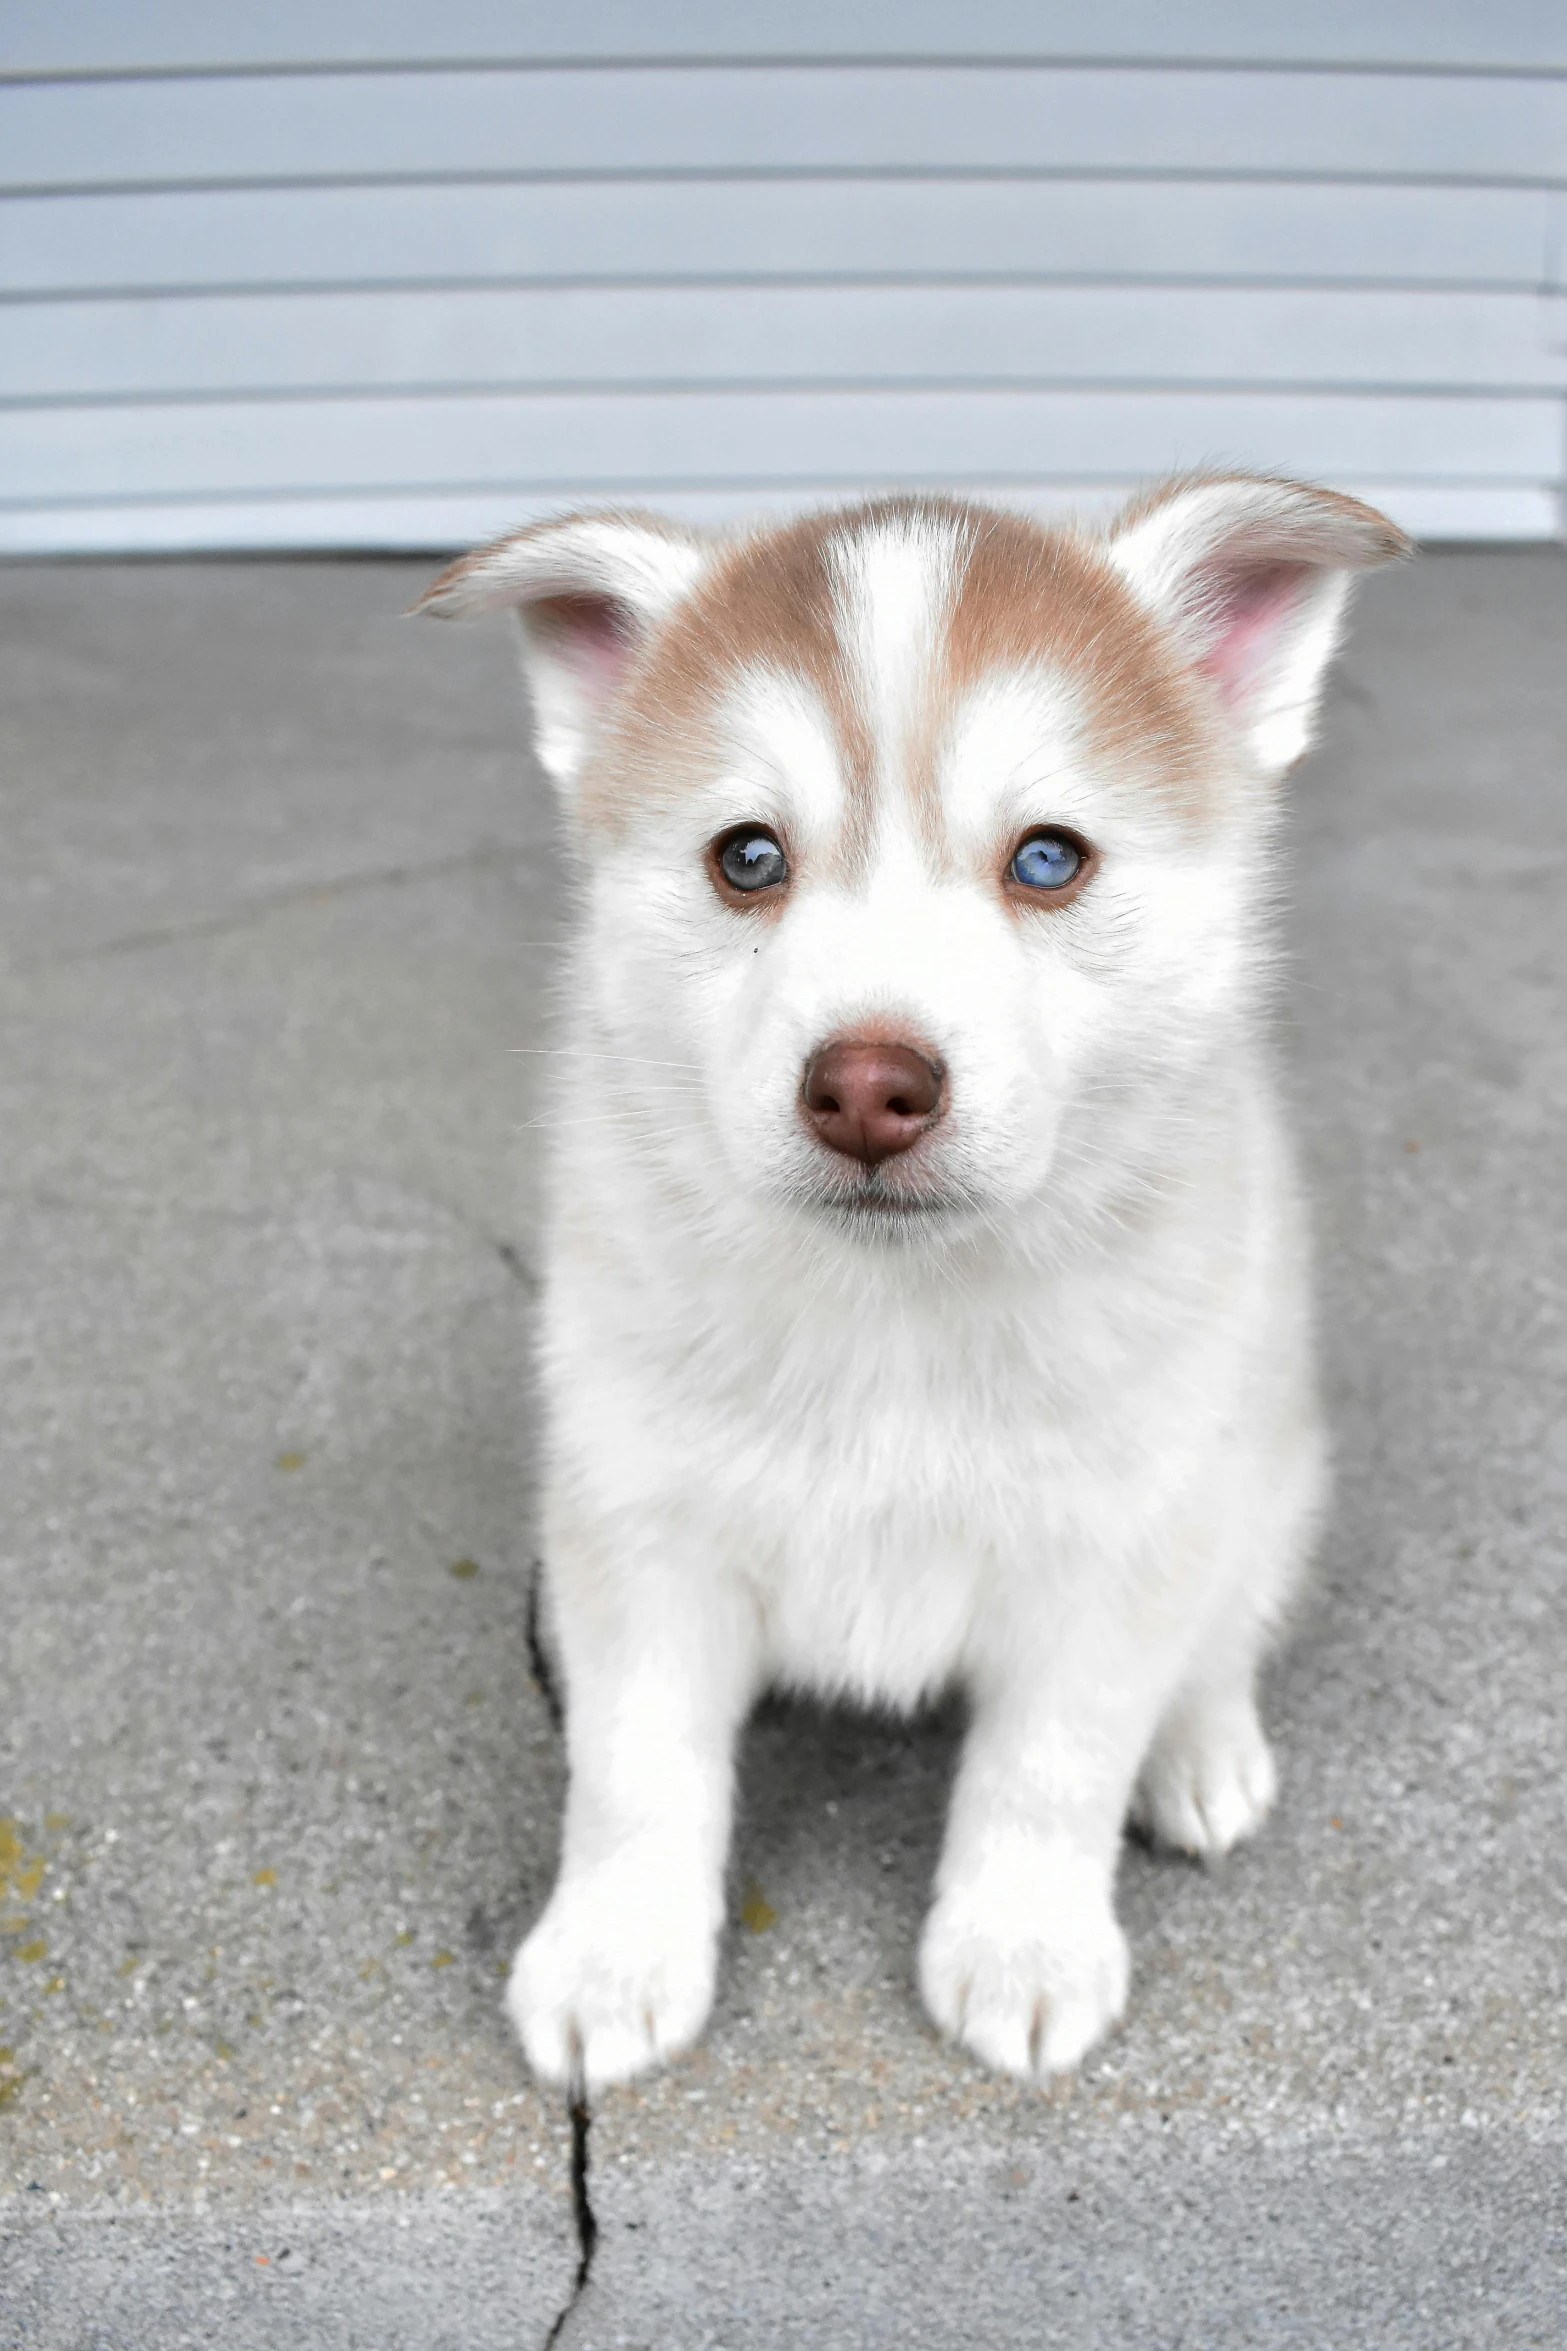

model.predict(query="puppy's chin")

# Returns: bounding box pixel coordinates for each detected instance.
[797,1159,972,1239]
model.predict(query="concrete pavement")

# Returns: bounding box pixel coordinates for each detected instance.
[1,546,1563,2347]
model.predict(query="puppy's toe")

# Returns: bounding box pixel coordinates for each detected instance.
[1133,1702,1277,1860]
[919,1873,1128,2085]
[507,1862,719,2092]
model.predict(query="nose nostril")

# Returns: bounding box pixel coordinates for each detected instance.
[801,1036,945,1167]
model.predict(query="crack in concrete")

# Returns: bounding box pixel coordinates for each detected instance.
[526,1561,564,1733]
[31,841,531,968]
[542,2086,598,2350]
[523,1565,586,2347]
[493,1235,538,1294]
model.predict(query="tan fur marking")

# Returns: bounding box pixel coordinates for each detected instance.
[586,498,976,870]
[585,510,874,843]
[945,508,1219,822]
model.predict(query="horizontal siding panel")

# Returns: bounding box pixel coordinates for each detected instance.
[2,482,1556,558]
[2,388,1556,506]
[8,285,1563,401]
[2,22,1561,552]
[3,179,1551,297]
[5,2,1566,76]
[6,67,1566,194]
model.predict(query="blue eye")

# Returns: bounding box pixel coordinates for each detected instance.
[1009,831,1085,893]
[717,829,788,894]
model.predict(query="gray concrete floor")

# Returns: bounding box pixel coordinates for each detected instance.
[0,549,1563,2349]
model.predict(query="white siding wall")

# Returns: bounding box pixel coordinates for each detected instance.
[2,3,1564,552]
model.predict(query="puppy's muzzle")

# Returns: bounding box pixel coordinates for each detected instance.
[801,1037,946,1167]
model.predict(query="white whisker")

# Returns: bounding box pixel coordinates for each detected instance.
[518,1107,703,1132]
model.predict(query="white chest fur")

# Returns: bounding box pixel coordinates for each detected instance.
[542,1064,1303,1715]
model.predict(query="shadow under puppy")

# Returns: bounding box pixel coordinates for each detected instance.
[420,475,1407,2089]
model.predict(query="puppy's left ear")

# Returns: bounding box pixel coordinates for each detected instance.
[1106,475,1411,778]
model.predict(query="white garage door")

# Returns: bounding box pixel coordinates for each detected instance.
[2,2,1564,551]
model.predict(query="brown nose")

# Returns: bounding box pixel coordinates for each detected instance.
[801,1038,944,1166]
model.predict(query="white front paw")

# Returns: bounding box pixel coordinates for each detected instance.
[918,1855,1129,2082]
[507,1856,720,2091]
[1132,1700,1277,1859]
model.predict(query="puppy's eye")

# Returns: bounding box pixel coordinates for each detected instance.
[715,828,788,895]
[1008,830,1084,893]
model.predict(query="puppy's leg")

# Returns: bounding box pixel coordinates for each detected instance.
[1130,1649,1277,1861]
[1132,1431,1321,1859]
[918,1637,1160,2083]
[508,1516,757,2091]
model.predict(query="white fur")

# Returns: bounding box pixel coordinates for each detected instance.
[829,512,962,771]
[425,478,1403,2090]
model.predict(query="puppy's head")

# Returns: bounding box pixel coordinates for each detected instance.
[421,479,1406,1242]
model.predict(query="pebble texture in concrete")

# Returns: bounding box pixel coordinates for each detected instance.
[1,549,1563,2349]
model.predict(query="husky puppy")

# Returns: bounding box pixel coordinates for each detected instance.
[421,477,1406,2089]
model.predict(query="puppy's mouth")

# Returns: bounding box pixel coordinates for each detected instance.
[804,1161,965,1224]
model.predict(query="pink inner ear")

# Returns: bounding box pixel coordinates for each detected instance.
[530,593,639,700]
[1196,560,1310,707]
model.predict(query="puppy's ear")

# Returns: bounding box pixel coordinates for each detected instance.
[1106,475,1410,778]
[417,510,711,787]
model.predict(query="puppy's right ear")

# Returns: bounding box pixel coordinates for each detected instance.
[416,511,711,787]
